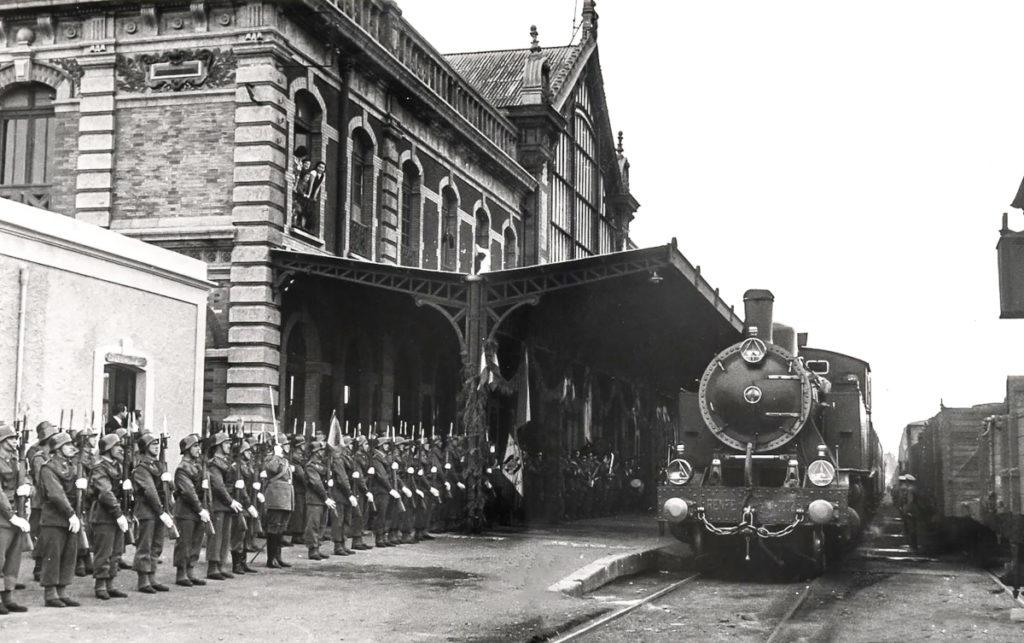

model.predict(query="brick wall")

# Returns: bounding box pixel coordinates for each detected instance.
[113,101,234,219]
[49,112,78,215]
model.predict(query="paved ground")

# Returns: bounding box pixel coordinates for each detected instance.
[0,515,667,643]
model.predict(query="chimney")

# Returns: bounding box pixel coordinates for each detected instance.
[581,0,598,38]
[743,289,774,343]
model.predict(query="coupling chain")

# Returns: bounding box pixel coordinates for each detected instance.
[695,506,805,539]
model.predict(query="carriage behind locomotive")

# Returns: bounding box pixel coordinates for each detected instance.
[657,290,884,574]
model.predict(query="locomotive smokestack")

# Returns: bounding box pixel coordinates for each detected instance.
[743,289,774,343]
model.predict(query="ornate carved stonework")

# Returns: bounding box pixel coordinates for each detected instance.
[54,57,83,95]
[115,48,236,92]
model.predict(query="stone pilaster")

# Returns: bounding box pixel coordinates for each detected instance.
[225,45,289,428]
[74,54,116,228]
[376,116,401,264]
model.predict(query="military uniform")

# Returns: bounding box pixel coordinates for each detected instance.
[206,435,238,580]
[88,435,129,600]
[262,445,293,568]
[365,439,397,547]
[132,434,171,593]
[329,444,356,555]
[286,437,308,544]
[0,425,29,613]
[303,443,333,560]
[230,443,259,575]
[340,439,370,551]
[172,435,208,587]
[37,433,81,607]
[28,421,57,581]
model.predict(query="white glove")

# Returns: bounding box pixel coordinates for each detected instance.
[201,478,209,490]
[415,489,424,498]
[429,487,440,498]
[68,514,81,534]
[430,466,438,474]
[486,467,493,475]
[417,469,424,477]
[367,467,376,475]
[325,498,337,511]
[444,463,452,470]
[259,470,268,479]
[351,470,361,479]
[116,515,129,533]
[16,483,31,497]
[348,495,358,507]
[159,512,174,529]
[402,486,412,498]
[252,481,261,491]
[122,479,133,491]
[485,481,493,490]
[10,515,30,532]
[365,492,374,503]
[327,479,334,488]
[75,478,88,490]
[257,492,266,503]
[160,472,172,482]
[289,465,295,473]
[229,500,243,513]
[247,505,259,519]
[489,445,495,454]
[444,482,451,491]
[456,482,466,491]
[406,467,414,474]
[391,462,399,471]
[273,445,284,457]
[389,489,401,499]
[234,479,245,490]
[199,509,211,523]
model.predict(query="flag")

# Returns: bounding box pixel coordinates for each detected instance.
[502,432,523,496]
[327,410,342,449]
[478,342,499,390]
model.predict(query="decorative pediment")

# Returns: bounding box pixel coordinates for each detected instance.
[115,48,236,93]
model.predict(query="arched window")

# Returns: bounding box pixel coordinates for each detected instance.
[290,90,323,235]
[573,109,598,256]
[0,83,55,208]
[400,161,421,267]
[349,129,374,257]
[441,186,458,271]
[503,227,518,269]
[474,209,490,273]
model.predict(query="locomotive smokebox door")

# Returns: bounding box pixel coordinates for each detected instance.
[997,212,1024,318]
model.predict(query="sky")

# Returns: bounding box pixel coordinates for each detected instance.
[400,1,1024,453]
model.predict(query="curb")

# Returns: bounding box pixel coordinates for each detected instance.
[547,542,692,597]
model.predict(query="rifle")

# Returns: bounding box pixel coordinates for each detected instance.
[120,428,136,546]
[200,418,216,536]
[73,426,90,553]
[158,423,180,540]
[15,417,35,551]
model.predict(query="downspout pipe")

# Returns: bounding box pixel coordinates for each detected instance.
[14,265,28,419]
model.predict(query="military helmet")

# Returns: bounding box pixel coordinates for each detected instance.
[0,424,16,444]
[309,440,325,453]
[209,432,229,448]
[240,440,253,454]
[36,421,57,441]
[70,428,94,447]
[180,434,201,454]
[290,434,307,447]
[138,432,159,451]
[99,434,122,454]
[50,432,74,450]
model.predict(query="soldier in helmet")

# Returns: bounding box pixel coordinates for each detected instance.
[0,423,31,613]
[328,438,358,556]
[37,432,83,607]
[172,434,210,587]
[231,440,260,574]
[303,441,336,560]
[365,434,398,547]
[70,429,97,578]
[89,434,131,600]
[206,432,243,580]
[285,435,308,546]
[350,435,376,550]
[28,420,57,582]
[262,434,293,568]
[132,433,174,594]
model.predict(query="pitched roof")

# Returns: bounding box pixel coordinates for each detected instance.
[444,46,575,108]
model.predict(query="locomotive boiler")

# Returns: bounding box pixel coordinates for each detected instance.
[658,290,884,575]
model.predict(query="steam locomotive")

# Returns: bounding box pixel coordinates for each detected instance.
[658,290,884,575]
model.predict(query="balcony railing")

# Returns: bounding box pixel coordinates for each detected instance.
[0,184,52,210]
[400,241,419,267]
[349,219,371,258]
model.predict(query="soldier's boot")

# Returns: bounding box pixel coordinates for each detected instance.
[175,567,193,587]
[75,557,87,577]
[94,579,110,600]
[43,586,64,608]
[220,561,235,579]
[187,567,206,586]
[333,541,350,556]
[118,557,132,570]
[137,571,156,594]
[149,573,170,592]
[266,536,281,569]
[400,531,416,545]
[351,536,371,550]
[275,537,292,567]
[206,561,226,581]
[106,579,128,598]
[308,547,323,561]
[0,599,7,615]
[0,590,27,613]
[241,552,259,573]
[231,552,246,576]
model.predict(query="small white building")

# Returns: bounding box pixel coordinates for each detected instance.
[0,198,209,439]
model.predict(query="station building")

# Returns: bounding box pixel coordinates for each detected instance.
[0,0,741,520]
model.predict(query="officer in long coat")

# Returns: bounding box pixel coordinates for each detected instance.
[0,424,30,613]
[173,435,209,587]
[262,435,293,568]
[37,432,82,607]
[132,433,173,594]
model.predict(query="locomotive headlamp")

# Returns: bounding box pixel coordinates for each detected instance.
[807,499,834,524]
[807,459,836,487]
[663,497,689,522]
[739,337,767,364]
[666,459,693,485]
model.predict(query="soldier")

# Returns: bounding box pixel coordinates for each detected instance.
[350,436,376,550]
[229,440,259,575]
[0,423,30,613]
[206,432,243,580]
[28,420,57,582]
[365,435,399,547]
[71,429,97,577]
[899,474,921,551]
[328,439,359,556]
[172,434,210,587]
[262,434,293,568]
[285,435,308,546]
[88,434,131,600]
[132,433,174,593]
[37,432,83,607]
[303,441,336,560]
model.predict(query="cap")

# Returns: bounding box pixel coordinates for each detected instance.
[180,434,200,453]
[99,434,121,454]
[138,433,160,451]
[50,432,73,450]
[0,425,16,443]
[36,421,57,440]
